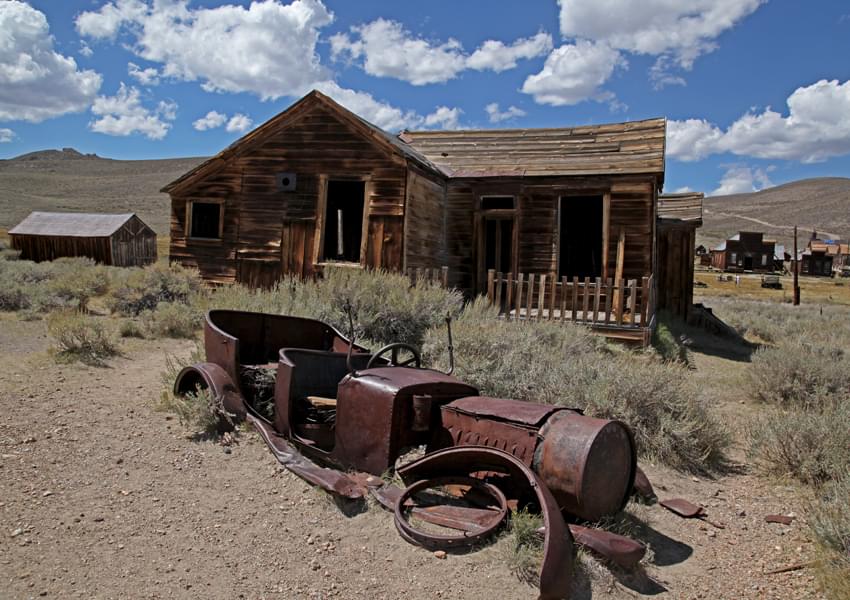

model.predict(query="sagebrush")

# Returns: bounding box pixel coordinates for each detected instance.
[47,311,118,364]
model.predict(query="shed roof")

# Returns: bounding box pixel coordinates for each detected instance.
[400,118,666,179]
[9,212,138,237]
[658,192,703,224]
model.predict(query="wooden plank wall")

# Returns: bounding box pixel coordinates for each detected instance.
[444,176,656,295]
[111,215,157,266]
[403,165,447,271]
[656,224,696,318]
[169,104,409,284]
[10,235,113,264]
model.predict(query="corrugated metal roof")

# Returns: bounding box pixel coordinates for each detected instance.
[400,118,666,178]
[9,212,136,237]
[658,192,703,223]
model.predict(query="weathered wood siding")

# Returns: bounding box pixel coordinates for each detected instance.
[445,176,656,294]
[403,165,447,271]
[110,215,157,266]
[169,104,409,284]
[657,224,696,318]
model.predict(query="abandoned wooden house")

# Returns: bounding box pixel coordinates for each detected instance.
[164,90,676,344]
[800,238,848,276]
[710,232,778,273]
[8,211,157,266]
[656,193,703,319]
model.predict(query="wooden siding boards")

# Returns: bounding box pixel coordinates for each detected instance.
[10,212,156,266]
[404,165,447,272]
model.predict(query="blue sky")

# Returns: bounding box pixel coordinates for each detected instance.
[1,0,849,195]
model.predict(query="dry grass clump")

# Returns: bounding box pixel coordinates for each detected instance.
[748,337,850,409]
[208,267,463,347]
[141,302,202,339]
[502,509,545,584]
[47,311,119,365]
[809,472,850,599]
[423,299,729,473]
[0,256,110,314]
[108,262,201,316]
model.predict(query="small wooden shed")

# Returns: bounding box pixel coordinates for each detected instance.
[8,212,157,266]
[656,193,703,319]
[710,232,776,273]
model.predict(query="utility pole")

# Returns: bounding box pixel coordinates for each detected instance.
[793,225,801,305]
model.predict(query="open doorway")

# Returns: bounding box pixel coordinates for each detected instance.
[323,180,365,263]
[559,196,603,279]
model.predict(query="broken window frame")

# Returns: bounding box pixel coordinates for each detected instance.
[186,199,224,240]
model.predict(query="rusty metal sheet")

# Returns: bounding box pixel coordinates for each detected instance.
[660,498,725,529]
[444,396,565,426]
[435,404,540,465]
[633,465,657,503]
[394,476,508,550]
[568,524,646,570]
[535,410,636,521]
[765,514,794,525]
[372,484,506,532]
[250,414,368,499]
[397,446,574,600]
[173,362,246,425]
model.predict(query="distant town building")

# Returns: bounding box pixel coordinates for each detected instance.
[710,232,779,273]
[799,235,849,277]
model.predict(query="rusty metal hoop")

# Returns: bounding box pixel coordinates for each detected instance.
[394,475,508,550]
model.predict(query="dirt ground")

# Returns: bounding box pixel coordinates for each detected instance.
[0,314,825,599]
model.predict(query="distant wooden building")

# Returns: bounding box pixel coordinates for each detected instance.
[656,193,703,318]
[800,238,849,276]
[710,232,777,273]
[164,90,675,343]
[9,212,157,266]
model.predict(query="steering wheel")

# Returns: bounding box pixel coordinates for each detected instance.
[366,343,422,369]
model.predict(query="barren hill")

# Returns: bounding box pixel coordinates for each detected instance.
[700,177,850,250]
[0,150,205,235]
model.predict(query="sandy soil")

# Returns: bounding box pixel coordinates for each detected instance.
[0,316,825,599]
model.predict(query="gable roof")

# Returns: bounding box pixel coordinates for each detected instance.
[658,192,703,224]
[9,212,140,237]
[400,118,666,179]
[161,90,446,194]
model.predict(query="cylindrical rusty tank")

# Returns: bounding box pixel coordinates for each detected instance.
[434,397,636,521]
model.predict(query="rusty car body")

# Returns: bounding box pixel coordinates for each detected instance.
[175,309,642,598]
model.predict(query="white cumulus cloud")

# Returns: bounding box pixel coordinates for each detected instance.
[485,103,526,123]
[193,110,227,131]
[712,165,774,196]
[521,40,624,106]
[128,62,159,86]
[77,0,333,100]
[423,106,463,130]
[89,83,177,140]
[226,113,253,133]
[668,79,850,163]
[0,0,102,122]
[0,128,15,143]
[330,19,551,85]
[312,81,422,132]
[558,0,765,70]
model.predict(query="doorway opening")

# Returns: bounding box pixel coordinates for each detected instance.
[323,180,365,263]
[559,196,603,279]
[484,218,514,274]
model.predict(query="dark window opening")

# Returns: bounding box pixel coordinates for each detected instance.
[559,196,603,279]
[481,196,514,210]
[323,180,365,263]
[190,202,222,239]
[484,218,514,273]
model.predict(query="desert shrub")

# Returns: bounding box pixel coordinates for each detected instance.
[109,262,202,316]
[0,240,20,260]
[747,400,850,485]
[503,509,544,584]
[651,312,689,364]
[706,298,850,344]
[47,311,118,364]
[158,348,235,436]
[208,267,463,347]
[0,284,31,311]
[748,337,850,409]
[119,318,146,338]
[809,472,850,600]
[43,257,110,312]
[423,299,729,472]
[142,302,202,339]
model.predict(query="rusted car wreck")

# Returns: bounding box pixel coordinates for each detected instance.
[175,310,648,599]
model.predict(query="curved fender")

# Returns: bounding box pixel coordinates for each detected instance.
[174,363,247,423]
[397,445,574,600]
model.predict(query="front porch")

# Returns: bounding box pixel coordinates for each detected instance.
[485,270,657,346]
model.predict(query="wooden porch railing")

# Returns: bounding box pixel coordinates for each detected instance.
[405,266,449,287]
[486,270,655,327]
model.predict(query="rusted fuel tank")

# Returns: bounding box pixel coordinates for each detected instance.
[433,397,636,521]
